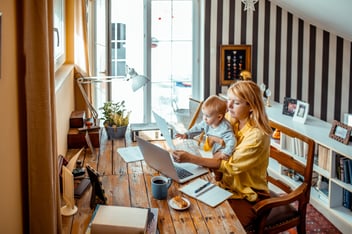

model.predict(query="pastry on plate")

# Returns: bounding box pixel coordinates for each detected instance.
[173,196,188,208]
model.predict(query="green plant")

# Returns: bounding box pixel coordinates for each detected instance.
[99,101,130,127]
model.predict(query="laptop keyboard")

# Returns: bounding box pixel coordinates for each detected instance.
[175,166,193,179]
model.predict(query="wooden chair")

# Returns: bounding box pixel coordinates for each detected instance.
[245,121,315,234]
[187,97,203,129]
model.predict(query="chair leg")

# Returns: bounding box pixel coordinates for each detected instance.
[297,215,306,234]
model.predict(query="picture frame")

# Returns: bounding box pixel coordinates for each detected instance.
[219,44,251,86]
[293,100,309,124]
[329,120,352,145]
[282,97,297,117]
[343,113,352,126]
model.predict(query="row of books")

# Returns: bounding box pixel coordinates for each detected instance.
[342,189,352,211]
[336,154,352,184]
[280,133,309,158]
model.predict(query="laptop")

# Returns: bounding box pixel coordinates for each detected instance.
[152,111,206,157]
[136,136,209,183]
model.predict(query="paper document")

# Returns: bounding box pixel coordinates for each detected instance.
[117,146,144,163]
[179,178,233,207]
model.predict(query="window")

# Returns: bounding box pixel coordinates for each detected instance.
[90,0,198,124]
[53,0,66,71]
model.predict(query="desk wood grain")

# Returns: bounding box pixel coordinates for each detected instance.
[62,130,245,234]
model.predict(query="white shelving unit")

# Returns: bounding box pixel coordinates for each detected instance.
[266,101,352,233]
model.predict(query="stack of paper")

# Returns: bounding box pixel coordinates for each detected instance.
[117,146,144,163]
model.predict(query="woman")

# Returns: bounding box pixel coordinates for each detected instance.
[172,81,272,227]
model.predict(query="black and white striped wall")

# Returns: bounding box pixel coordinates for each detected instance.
[202,0,352,123]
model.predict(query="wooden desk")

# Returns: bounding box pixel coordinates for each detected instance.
[62,129,245,234]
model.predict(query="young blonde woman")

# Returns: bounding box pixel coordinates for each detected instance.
[172,81,272,227]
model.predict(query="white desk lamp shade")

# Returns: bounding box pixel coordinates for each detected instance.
[131,75,149,92]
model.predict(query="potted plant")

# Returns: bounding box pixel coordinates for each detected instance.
[99,101,131,139]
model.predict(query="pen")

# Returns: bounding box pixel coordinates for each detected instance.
[194,181,211,193]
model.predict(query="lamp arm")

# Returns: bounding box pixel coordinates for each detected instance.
[76,77,99,120]
[75,67,149,122]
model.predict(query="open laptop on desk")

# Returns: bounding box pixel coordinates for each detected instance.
[152,111,212,157]
[136,136,209,184]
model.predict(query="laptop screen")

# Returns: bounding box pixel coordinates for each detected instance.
[152,111,176,150]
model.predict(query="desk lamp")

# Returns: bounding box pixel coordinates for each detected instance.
[76,65,149,125]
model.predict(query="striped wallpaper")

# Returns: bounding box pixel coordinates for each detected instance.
[202,0,352,124]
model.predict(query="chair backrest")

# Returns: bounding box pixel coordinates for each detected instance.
[251,120,315,234]
[187,97,203,129]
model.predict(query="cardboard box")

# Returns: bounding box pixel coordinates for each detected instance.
[91,205,148,234]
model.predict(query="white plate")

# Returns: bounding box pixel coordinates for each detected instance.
[168,196,190,210]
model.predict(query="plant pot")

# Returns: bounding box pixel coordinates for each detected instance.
[106,125,128,139]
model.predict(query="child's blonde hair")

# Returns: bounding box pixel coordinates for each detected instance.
[227,81,272,136]
[202,95,227,116]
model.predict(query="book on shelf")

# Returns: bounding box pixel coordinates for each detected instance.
[348,159,352,185]
[336,154,342,180]
[317,145,330,171]
[340,156,345,182]
[279,132,286,149]
[343,158,350,184]
[334,155,352,185]
[179,178,233,207]
[342,188,351,210]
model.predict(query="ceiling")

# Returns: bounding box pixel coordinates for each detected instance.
[269,0,352,41]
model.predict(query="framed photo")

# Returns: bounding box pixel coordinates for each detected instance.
[282,97,297,117]
[344,113,352,126]
[329,120,352,145]
[293,101,309,124]
[219,44,251,86]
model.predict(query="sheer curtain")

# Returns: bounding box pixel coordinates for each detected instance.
[22,0,61,232]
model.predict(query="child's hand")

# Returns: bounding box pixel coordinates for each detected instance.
[175,133,188,139]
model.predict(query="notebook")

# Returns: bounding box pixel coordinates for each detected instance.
[179,178,233,207]
[152,111,206,157]
[136,136,209,184]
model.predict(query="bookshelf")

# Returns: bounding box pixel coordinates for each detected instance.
[266,101,352,233]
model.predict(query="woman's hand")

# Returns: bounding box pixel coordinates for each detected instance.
[172,150,191,163]
[214,151,230,160]
[173,150,222,170]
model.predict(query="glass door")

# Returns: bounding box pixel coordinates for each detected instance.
[91,0,194,125]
